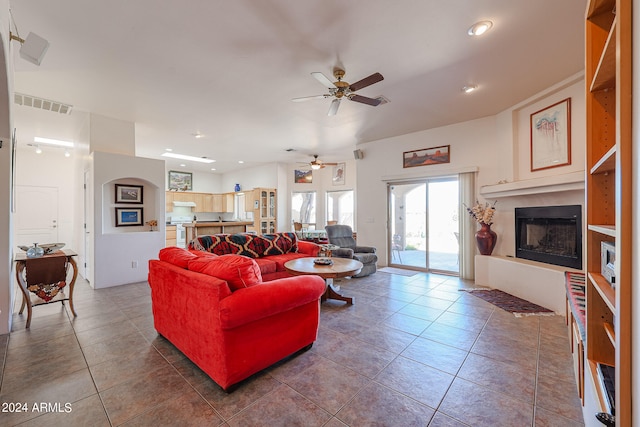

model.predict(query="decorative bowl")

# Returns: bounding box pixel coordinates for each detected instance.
[314,258,333,266]
[39,243,66,254]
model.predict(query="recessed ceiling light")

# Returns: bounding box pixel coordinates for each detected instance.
[211,168,216,171]
[462,85,478,93]
[180,163,186,167]
[165,148,173,152]
[467,20,493,36]
[34,136,74,148]
[64,150,71,158]
[161,152,215,163]
[238,160,244,164]
[193,133,204,139]
[35,145,42,154]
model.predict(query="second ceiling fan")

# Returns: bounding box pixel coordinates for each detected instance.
[293,67,384,116]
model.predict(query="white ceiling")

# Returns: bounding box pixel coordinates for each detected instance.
[10,0,586,173]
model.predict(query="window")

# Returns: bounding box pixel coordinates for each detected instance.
[326,190,354,229]
[291,191,316,227]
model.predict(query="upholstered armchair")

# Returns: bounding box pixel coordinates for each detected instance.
[325,225,377,277]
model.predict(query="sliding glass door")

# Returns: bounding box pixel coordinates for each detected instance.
[388,177,459,274]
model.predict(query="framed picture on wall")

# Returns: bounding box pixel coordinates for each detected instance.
[294,169,312,183]
[115,184,143,204]
[115,207,144,227]
[168,170,193,190]
[403,145,450,168]
[332,163,345,185]
[530,98,571,171]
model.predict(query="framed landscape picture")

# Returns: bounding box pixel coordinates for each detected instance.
[530,98,571,171]
[168,170,193,191]
[115,184,143,204]
[403,145,450,168]
[294,169,312,183]
[115,207,143,227]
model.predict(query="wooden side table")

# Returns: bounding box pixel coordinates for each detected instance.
[14,249,78,328]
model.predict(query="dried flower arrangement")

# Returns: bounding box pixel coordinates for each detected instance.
[465,200,497,225]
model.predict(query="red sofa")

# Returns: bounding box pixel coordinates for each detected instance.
[188,232,321,281]
[148,246,326,391]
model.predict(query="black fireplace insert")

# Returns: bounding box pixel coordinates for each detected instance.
[515,205,582,269]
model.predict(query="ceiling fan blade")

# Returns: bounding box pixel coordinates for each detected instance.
[349,72,384,92]
[349,94,382,106]
[327,99,341,116]
[311,72,335,88]
[292,94,332,102]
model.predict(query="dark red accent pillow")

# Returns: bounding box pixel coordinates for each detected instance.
[188,254,262,291]
[159,247,198,269]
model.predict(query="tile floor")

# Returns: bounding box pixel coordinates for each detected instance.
[0,271,584,426]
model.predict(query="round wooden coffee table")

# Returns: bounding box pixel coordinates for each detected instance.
[284,257,363,305]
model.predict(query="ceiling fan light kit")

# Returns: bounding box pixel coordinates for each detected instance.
[293,67,385,116]
[299,154,338,170]
[467,20,493,36]
[462,84,478,93]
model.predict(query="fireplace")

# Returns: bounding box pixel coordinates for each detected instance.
[515,205,582,269]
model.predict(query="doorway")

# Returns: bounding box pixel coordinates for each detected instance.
[388,178,459,274]
[15,185,59,247]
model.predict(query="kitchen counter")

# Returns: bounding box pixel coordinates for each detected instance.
[184,221,253,243]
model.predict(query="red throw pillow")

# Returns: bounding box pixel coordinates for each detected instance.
[159,247,198,269]
[188,254,262,291]
[189,249,219,259]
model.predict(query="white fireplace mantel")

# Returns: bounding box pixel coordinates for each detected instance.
[479,171,585,198]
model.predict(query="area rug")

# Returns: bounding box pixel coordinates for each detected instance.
[378,267,418,277]
[462,288,554,317]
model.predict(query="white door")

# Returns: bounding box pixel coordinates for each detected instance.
[15,185,59,247]
[83,170,93,284]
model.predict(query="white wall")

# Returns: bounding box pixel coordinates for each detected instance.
[0,1,13,334]
[356,73,585,268]
[90,151,165,288]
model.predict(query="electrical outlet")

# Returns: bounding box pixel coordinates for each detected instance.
[132,261,138,268]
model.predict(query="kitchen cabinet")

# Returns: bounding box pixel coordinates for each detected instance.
[246,188,276,234]
[166,225,177,247]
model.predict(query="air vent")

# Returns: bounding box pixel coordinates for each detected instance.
[14,93,73,115]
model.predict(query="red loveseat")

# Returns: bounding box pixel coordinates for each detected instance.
[188,232,321,281]
[148,246,326,391]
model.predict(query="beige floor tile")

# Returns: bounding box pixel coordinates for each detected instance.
[439,378,533,427]
[375,356,454,409]
[3,272,585,425]
[457,352,536,404]
[401,337,468,375]
[228,384,331,427]
[286,357,370,414]
[100,364,193,425]
[336,381,435,426]
[119,390,224,426]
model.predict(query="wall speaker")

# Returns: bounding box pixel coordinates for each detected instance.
[353,149,364,160]
[20,32,50,66]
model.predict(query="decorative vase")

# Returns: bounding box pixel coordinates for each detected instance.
[475,223,497,255]
[27,243,44,258]
[234,183,241,192]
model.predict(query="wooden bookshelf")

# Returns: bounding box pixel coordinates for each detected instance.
[584,0,631,424]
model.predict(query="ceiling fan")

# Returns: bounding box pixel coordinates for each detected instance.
[299,155,338,170]
[292,67,384,116]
